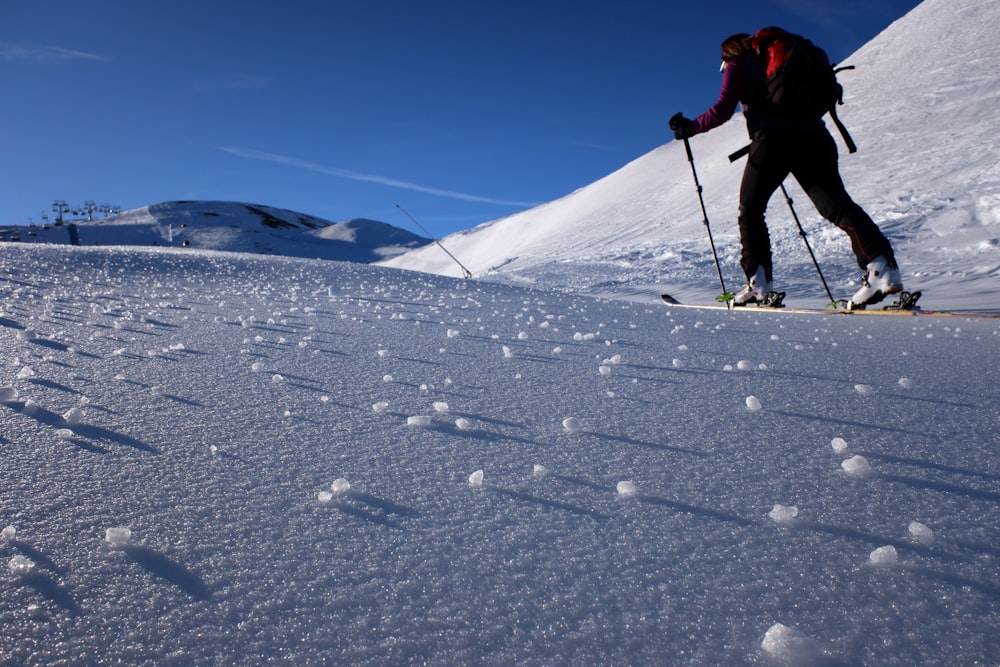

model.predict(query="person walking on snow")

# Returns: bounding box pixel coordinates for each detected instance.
[669,31,902,309]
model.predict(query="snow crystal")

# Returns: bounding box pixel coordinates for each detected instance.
[330,478,351,494]
[532,464,549,479]
[0,387,17,402]
[454,417,472,430]
[372,401,389,413]
[8,555,35,576]
[468,470,484,488]
[760,623,828,664]
[407,415,432,427]
[830,437,849,454]
[104,527,132,548]
[745,395,762,411]
[870,545,898,566]
[1,526,15,541]
[841,455,872,477]
[562,417,581,433]
[616,481,637,498]
[909,521,934,545]
[769,504,799,524]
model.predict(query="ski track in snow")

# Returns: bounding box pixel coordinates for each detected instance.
[0,244,997,666]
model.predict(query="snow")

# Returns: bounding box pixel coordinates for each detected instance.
[381,0,1000,314]
[0,242,997,666]
[0,1,997,663]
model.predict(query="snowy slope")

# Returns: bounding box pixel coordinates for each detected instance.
[0,243,997,666]
[26,201,430,263]
[382,0,1000,312]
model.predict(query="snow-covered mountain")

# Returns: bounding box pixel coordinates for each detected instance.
[27,201,430,263]
[382,0,1000,312]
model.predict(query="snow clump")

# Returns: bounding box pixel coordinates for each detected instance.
[760,623,830,664]
[532,464,549,479]
[616,481,638,498]
[8,555,35,576]
[1,526,16,541]
[63,407,84,425]
[406,415,432,427]
[468,470,484,488]
[372,401,389,413]
[104,527,132,548]
[830,437,849,454]
[0,387,17,402]
[330,478,351,494]
[745,395,762,411]
[454,417,472,430]
[841,455,872,477]
[769,504,799,524]
[870,545,899,566]
[562,417,581,433]
[909,521,934,545]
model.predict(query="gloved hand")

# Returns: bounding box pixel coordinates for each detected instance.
[669,112,693,140]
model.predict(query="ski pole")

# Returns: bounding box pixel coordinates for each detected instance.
[396,205,473,279]
[778,184,836,304]
[682,138,730,306]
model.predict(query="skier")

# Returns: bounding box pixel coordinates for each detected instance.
[669,32,902,309]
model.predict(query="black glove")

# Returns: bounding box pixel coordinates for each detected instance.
[669,112,693,140]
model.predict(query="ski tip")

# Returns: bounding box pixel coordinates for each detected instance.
[660,293,680,304]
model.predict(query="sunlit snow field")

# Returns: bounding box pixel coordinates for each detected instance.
[1,245,997,665]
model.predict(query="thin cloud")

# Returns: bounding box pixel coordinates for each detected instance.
[0,41,106,63]
[218,146,538,207]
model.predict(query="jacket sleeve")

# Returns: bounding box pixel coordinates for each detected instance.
[689,58,749,135]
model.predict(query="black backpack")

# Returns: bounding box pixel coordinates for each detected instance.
[751,27,856,152]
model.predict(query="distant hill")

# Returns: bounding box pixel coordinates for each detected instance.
[16,200,430,263]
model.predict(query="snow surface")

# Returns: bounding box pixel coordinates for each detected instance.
[382,0,1000,313]
[1,243,997,665]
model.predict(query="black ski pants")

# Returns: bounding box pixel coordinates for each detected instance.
[737,126,895,282]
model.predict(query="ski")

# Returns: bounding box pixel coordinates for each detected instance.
[659,291,1000,318]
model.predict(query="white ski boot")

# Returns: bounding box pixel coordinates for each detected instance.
[848,256,902,310]
[734,266,771,306]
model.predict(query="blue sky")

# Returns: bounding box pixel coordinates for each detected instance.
[2,0,921,236]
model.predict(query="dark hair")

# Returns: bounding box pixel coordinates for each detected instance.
[721,33,753,62]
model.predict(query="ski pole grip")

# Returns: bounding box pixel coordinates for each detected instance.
[728,145,750,163]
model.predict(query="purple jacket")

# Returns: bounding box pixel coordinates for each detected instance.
[689,51,764,136]
[689,50,823,137]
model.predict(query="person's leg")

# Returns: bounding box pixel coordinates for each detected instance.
[738,135,789,282]
[791,129,896,269]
